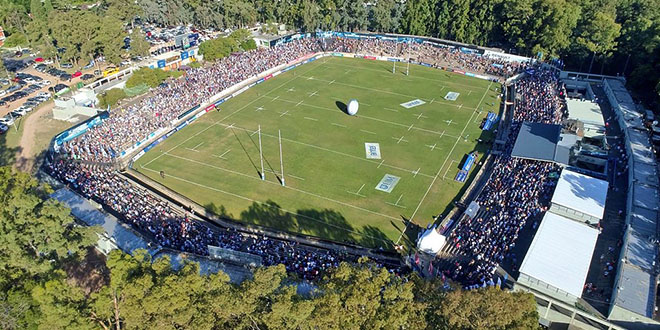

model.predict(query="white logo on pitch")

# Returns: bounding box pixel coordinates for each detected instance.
[400,99,426,109]
[444,92,460,101]
[375,174,400,193]
[365,143,381,159]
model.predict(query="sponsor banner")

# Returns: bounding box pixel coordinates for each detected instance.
[157,60,166,68]
[272,71,281,77]
[465,72,475,77]
[215,97,228,107]
[181,51,189,60]
[364,55,377,60]
[420,62,432,67]
[177,104,200,120]
[282,65,296,72]
[176,121,189,131]
[132,150,145,162]
[364,143,381,159]
[264,73,273,80]
[454,70,465,75]
[375,174,400,193]
[331,52,343,57]
[400,99,426,109]
[248,82,256,88]
[205,104,215,112]
[387,57,400,62]
[193,111,204,120]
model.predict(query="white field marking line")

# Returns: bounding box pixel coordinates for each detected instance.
[415,113,428,120]
[377,160,385,168]
[304,116,318,121]
[347,183,366,197]
[468,90,472,96]
[185,141,204,152]
[308,90,318,97]
[361,102,371,106]
[413,167,421,177]
[440,86,445,91]
[442,160,459,180]
[331,122,347,128]
[329,79,335,85]
[407,124,414,131]
[155,153,400,221]
[430,98,435,104]
[287,87,296,92]
[219,122,435,179]
[360,129,377,135]
[445,119,455,125]
[306,76,315,80]
[298,75,466,110]
[140,166,392,239]
[393,136,408,144]
[250,129,259,136]
[261,95,459,139]
[295,100,304,107]
[271,95,280,102]
[279,110,291,117]
[386,194,406,209]
[225,123,236,130]
[143,65,308,167]
[323,62,482,90]
[398,81,493,244]
[458,104,463,110]
[255,106,265,111]
[426,143,437,151]
[288,174,305,181]
[215,149,231,160]
[385,107,399,112]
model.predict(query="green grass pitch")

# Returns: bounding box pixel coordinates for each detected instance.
[134,56,501,249]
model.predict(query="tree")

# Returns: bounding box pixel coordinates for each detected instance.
[129,29,151,58]
[401,0,433,36]
[437,287,540,330]
[0,167,99,288]
[198,37,239,61]
[104,0,142,27]
[96,16,127,66]
[369,0,397,33]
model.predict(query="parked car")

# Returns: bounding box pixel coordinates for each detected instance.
[60,73,72,81]
[0,79,9,85]
[52,83,68,93]
[94,69,102,76]
[0,90,6,97]
[7,85,22,93]
[61,63,73,69]
[38,92,51,98]
[0,115,14,126]
[0,124,8,133]
[11,108,27,117]
[81,73,95,81]
[83,61,95,69]
[72,71,82,78]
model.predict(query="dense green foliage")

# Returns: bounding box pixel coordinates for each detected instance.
[0,165,539,329]
[97,87,127,108]
[125,67,182,88]
[198,28,257,61]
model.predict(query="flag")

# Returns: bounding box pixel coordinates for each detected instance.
[428,261,434,274]
[414,252,420,265]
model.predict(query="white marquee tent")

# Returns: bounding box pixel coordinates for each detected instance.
[417,226,446,254]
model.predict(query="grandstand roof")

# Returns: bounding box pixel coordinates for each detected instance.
[566,98,605,128]
[613,263,656,318]
[551,169,608,220]
[519,212,599,298]
[511,122,562,162]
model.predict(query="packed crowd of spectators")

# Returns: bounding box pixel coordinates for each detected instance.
[48,36,534,281]
[46,159,364,280]
[442,67,566,287]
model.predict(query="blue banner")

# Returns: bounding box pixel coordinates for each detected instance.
[181,51,189,60]
[157,60,166,68]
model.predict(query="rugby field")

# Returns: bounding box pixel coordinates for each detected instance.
[134,56,500,249]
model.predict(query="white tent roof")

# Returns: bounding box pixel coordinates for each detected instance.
[417,226,446,254]
[519,212,599,298]
[551,169,608,220]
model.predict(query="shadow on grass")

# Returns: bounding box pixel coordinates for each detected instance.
[335,101,347,114]
[0,129,18,167]
[206,199,396,249]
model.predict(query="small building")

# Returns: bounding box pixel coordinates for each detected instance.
[566,98,606,140]
[52,88,99,121]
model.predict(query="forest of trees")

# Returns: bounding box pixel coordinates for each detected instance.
[0,166,541,329]
[0,0,659,107]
